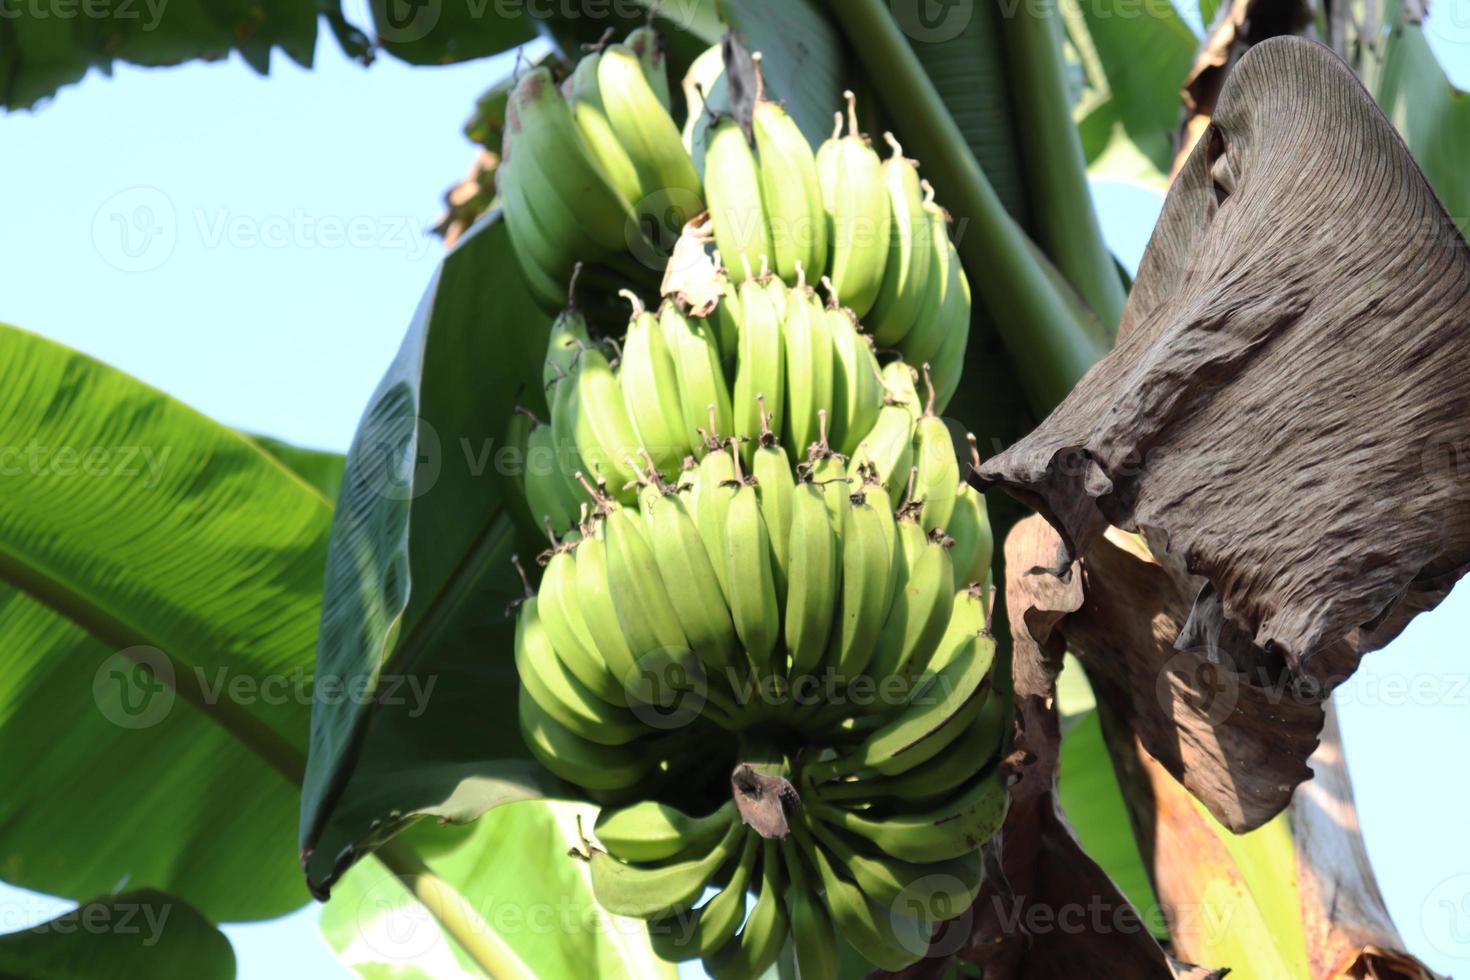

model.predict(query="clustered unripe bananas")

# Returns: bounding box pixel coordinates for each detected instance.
[498,29,1000,978]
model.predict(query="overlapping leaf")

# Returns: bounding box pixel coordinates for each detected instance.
[1060,0,1198,190]
[0,0,342,110]
[301,213,557,896]
[0,324,333,921]
[320,803,674,979]
[0,889,235,979]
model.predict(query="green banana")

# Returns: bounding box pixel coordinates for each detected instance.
[593,799,732,863]
[705,841,789,980]
[815,693,1006,807]
[811,761,1010,864]
[565,52,646,210]
[752,86,827,282]
[641,485,741,678]
[710,270,741,374]
[912,388,960,534]
[725,456,780,679]
[546,315,592,500]
[804,426,852,532]
[545,302,593,392]
[783,844,839,980]
[850,389,917,507]
[830,485,898,681]
[681,44,724,159]
[751,399,795,605]
[865,519,956,687]
[816,92,891,318]
[947,476,994,588]
[523,413,583,534]
[515,595,644,746]
[805,628,999,781]
[598,43,704,233]
[732,272,786,464]
[884,360,922,419]
[497,163,584,311]
[624,25,671,110]
[798,821,923,972]
[705,119,774,285]
[503,66,638,256]
[899,228,968,374]
[694,438,739,602]
[518,686,654,793]
[619,292,691,473]
[591,819,746,919]
[866,134,932,348]
[603,504,699,695]
[538,538,629,707]
[782,273,835,459]
[825,298,883,456]
[785,476,839,680]
[928,271,972,416]
[660,301,733,456]
[570,345,644,500]
[925,584,987,675]
[573,518,643,697]
[650,831,759,962]
[807,818,983,912]
[595,799,736,864]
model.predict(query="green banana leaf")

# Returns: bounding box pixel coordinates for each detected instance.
[1369,22,1470,237]
[0,889,235,980]
[718,0,846,146]
[250,434,347,501]
[1060,0,1199,191]
[369,0,535,67]
[909,0,1031,228]
[300,213,558,896]
[320,802,675,980]
[1056,711,1165,939]
[0,0,341,110]
[1054,659,1163,939]
[0,324,332,922]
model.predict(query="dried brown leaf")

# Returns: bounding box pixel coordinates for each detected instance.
[943,519,1205,979]
[977,37,1470,703]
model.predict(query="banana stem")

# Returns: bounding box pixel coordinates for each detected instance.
[826,0,1110,412]
[373,839,538,980]
[998,0,1127,330]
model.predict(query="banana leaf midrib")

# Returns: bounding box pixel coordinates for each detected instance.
[0,544,307,785]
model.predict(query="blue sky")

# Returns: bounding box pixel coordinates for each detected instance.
[2,7,1469,978]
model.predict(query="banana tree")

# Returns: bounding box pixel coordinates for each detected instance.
[1,0,1467,976]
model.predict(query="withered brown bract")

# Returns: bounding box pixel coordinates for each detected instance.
[975,36,1470,694]
[730,763,796,839]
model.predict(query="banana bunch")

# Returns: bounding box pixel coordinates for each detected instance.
[513,371,1001,974]
[501,36,1003,976]
[583,609,1009,980]
[497,27,698,315]
[516,266,889,532]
